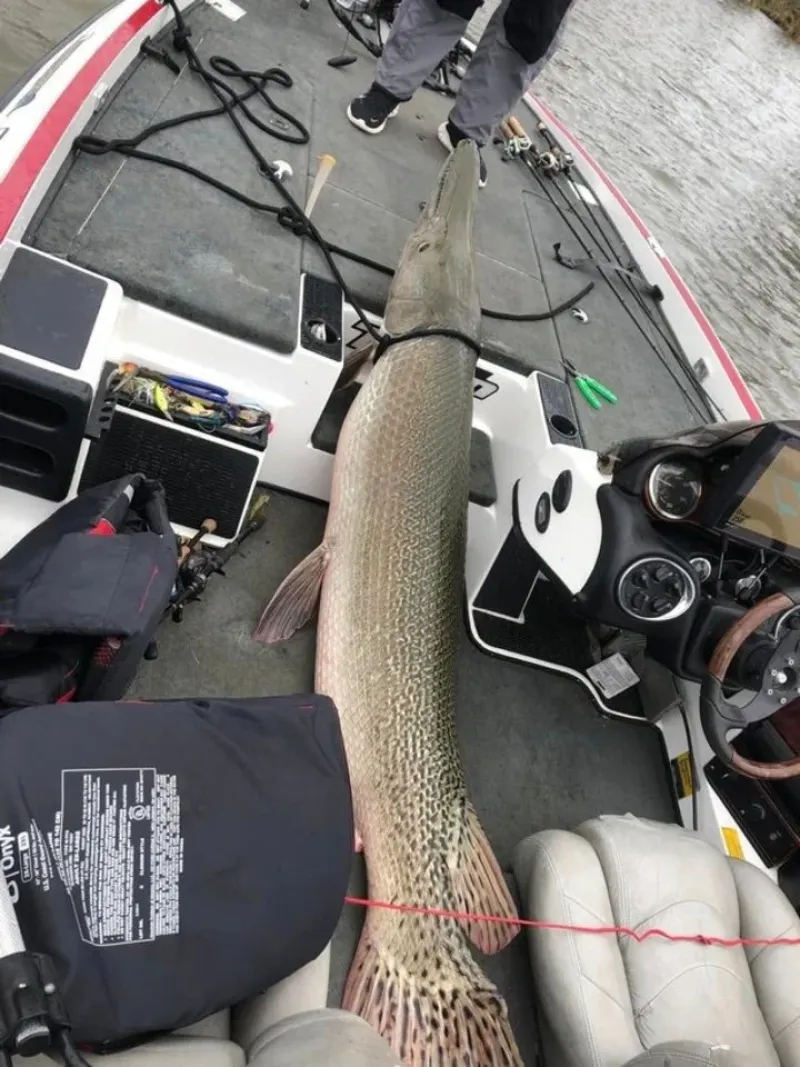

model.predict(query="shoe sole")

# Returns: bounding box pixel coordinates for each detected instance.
[346,103,399,135]
[437,122,487,188]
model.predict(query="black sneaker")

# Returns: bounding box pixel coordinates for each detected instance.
[437,119,487,188]
[347,83,403,135]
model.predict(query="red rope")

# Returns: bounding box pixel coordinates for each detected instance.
[344,895,800,949]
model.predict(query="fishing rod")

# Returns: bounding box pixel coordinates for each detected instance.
[0,866,91,1067]
[515,115,676,327]
[506,111,721,419]
[326,0,382,59]
[167,492,271,623]
[498,112,721,423]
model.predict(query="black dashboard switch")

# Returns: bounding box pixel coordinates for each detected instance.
[552,470,572,513]
[747,802,767,822]
[651,596,670,614]
[631,592,646,612]
[535,492,551,533]
[654,564,672,582]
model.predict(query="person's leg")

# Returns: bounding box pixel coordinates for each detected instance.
[447,0,570,146]
[376,0,467,99]
[347,0,467,134]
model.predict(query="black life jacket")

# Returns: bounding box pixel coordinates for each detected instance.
[0,475,179,711]
[0,694,353,1047]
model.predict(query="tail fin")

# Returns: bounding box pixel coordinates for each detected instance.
[449,799,520,954]
[343,922,523,1067]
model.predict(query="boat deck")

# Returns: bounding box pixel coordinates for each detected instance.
[131,490,676,1063]
[21,1,707,1060]
[25,0,713,453]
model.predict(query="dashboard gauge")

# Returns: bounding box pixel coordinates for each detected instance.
[645,460,703,521]
[689,556,713,583]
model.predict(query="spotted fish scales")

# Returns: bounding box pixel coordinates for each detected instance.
[254,141,522,1067]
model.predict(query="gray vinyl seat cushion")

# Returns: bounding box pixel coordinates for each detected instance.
[513,814,800,1067]
[14,946,400,1067]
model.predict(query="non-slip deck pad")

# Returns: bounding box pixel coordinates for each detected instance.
[0,247,106,370]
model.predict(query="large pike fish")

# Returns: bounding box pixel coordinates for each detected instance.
[253,141,521,1067]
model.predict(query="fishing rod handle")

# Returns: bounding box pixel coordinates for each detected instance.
[0,866,24,960]
[0,867,24,959]
[507,115,528,139]
[0,869,75,1062]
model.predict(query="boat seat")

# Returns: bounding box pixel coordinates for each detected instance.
[15,947,399,1067]
[513,814,800,1067]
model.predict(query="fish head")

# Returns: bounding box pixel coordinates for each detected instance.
[383,139,481,341]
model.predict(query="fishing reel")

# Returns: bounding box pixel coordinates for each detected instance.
[498,134,532,161]
[535,150,563,173]
[168,494,270,623]
[305,0,376,18]
[531,144,573,174]
[330,0,378,14]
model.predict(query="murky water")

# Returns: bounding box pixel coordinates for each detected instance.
[1,0,798,418]
[0,0,108,87]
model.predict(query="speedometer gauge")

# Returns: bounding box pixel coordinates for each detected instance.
[645,460,703,521]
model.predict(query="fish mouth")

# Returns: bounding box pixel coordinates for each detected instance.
[424,139,480,223]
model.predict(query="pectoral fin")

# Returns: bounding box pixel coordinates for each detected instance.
[252,544,329,643]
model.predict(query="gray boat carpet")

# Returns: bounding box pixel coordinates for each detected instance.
[25,0,713,454]
[130,490,676,1066]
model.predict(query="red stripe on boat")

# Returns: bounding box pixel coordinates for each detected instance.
[529,96,761,420]
[0,0,163,241]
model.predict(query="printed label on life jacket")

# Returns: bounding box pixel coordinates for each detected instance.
[4,769,184,947]
[52,769,183,945]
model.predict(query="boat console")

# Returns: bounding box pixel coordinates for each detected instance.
[516,419,800,782]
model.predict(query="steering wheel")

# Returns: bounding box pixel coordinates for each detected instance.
[700,590,800,779]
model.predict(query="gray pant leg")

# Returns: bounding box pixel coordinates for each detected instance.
[375,0,466,100]
[450,0,566,145]
[249,1008,400,1067]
